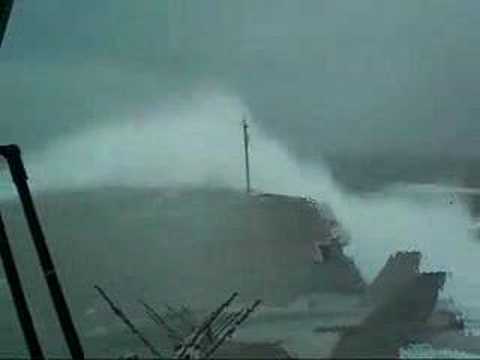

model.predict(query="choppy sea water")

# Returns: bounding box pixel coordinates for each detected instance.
[400,344,480,359]
[2,178,480,358]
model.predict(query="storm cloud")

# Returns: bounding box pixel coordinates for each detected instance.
[1,0,480,167]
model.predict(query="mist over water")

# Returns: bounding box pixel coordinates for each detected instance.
[22,91,480,311]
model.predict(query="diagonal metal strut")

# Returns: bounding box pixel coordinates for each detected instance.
[0,0,14,47]
[0,144,84,359]
[0,212,44,358]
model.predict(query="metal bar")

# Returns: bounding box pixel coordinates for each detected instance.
[176,292,238,358]
[140,300,182,342]
[95,286,163,358]
[0,212,44,359]
[242,117,251,194]
[0,144,84,359]
[204,299,261,359]
[211,311,239,340]
[0,0,14,47]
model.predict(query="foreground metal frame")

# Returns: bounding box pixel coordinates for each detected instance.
[0,0,14,47]
[0,144,84,359]
[0,213,44,358]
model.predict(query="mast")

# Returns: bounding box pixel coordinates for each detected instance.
[242,116,251,194]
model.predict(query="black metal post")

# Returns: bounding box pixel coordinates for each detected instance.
[0,144,84,359]
[242,117,251,194]
[0,212,44,359]
[0,0,14,47]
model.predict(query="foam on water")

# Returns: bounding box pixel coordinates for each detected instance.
[400,343,480,359]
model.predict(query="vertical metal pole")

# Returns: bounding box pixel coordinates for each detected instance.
[242,117,251,194]
[0,213,44,359]
[0,145,84,359]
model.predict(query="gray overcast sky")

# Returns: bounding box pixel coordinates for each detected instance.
[1,0,480,161]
